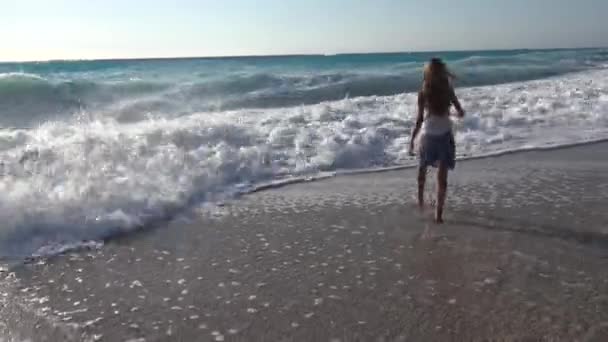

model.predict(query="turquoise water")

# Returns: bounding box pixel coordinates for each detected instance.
[1,48,606,126]
[1,48,608,258]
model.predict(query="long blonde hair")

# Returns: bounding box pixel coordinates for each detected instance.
[421,58,454,114]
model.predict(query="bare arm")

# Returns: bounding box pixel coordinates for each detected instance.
[409,91,425,155]
[451,88,465,117]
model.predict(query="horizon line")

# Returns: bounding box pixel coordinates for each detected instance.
[1,46,605,64]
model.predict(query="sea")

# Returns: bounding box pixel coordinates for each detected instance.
[1,48,608,259]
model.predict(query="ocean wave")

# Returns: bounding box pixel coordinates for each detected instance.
[0,72,169,126]
[1,49,606,127]
[0,67,607,258]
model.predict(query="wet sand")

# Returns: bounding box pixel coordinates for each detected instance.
[2,142,608,341]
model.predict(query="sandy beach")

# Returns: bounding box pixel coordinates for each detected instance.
[2,142,608,341]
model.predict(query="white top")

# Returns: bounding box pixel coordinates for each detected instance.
[421,113,453,136]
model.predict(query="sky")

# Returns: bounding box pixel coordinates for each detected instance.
[2,0,607,61]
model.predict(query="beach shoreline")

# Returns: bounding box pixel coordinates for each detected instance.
[2,142,608,341]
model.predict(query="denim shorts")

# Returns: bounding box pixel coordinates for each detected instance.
[418,131,455,170]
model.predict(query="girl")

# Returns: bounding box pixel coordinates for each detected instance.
[409,58,465,223]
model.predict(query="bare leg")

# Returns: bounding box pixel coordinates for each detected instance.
[417,166,426,210]
[435,162,448,223]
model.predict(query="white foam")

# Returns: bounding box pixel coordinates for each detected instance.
[0,68,607,257]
